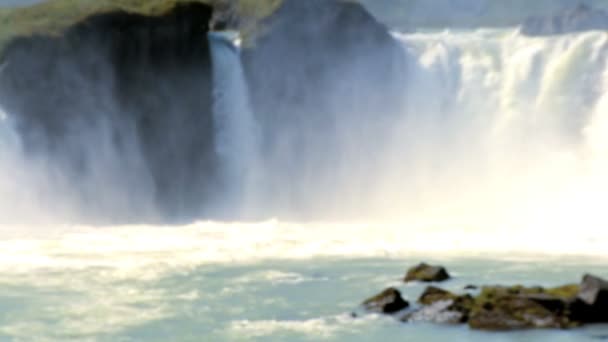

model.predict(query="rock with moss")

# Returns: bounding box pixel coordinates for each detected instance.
[403,286,473,324]
[468,285,579,330]
[418,286,458,305]
[362,287,410,315]
[0,0,281,55]
[404,263,451,283]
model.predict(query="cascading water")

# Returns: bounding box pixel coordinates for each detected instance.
[208,31,261,217]
[371,29,608,231]
[201,27,608,229]
[1,27,607,232]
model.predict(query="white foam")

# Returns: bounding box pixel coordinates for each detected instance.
[0,220,606,276]
[229,314,378,338]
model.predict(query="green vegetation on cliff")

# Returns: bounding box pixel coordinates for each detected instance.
[0,0,281,54]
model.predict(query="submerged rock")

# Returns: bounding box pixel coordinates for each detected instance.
[404,263,451,283]
[363,270,608,331]
[362,287,410,314]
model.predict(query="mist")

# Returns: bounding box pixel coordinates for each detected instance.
[0,0,608,230]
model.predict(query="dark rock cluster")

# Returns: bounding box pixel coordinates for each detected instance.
[361,263,608,331]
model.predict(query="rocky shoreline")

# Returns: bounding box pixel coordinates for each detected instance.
[360,263,608,331]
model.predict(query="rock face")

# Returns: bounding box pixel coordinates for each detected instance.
[468,285,576,330]
[570,274,608,323]
[241,0,406,217]
[0,2,217,222]
[362,287,410,314]
[404,263,451,282]
[404,286,473,324]
[361,266,608,331]
[521,4,608,36]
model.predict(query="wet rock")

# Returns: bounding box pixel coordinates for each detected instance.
[362,287,410,314]
[570,274,608,323]
[405,286,474,324]
[418,286,457,305]
[404,263,450,283]
[468,285,576,331]
[405,300,465,324]
[464,285,478,291]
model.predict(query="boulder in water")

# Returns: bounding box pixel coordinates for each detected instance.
[403,286,473,324]
[570,274,608,324]
[418,286,458,305]
[404,263,451,283]
[362,287,410,314]
[468,285,578,330]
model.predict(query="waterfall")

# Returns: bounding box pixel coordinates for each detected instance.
[2,25,608,226]
[204,27,608,226]
[364,28,608,228]
[208,31,261,216]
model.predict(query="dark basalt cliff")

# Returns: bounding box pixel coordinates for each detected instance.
[0,0,404,222]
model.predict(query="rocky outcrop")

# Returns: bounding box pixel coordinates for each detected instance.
[468,285,578,330]
[360,264,608,332]
[521,4,608,36]
[403,286,473,324]
[362,287,410,314]
[404,263,451,282]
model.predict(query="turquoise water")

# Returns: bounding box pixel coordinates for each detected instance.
[0,225,607,341]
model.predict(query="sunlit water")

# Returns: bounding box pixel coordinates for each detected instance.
[0,221,607,341]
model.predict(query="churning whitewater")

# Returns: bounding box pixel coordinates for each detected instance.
[0,27,608,248]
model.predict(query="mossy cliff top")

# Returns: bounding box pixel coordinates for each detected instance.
[0,0,281,54]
